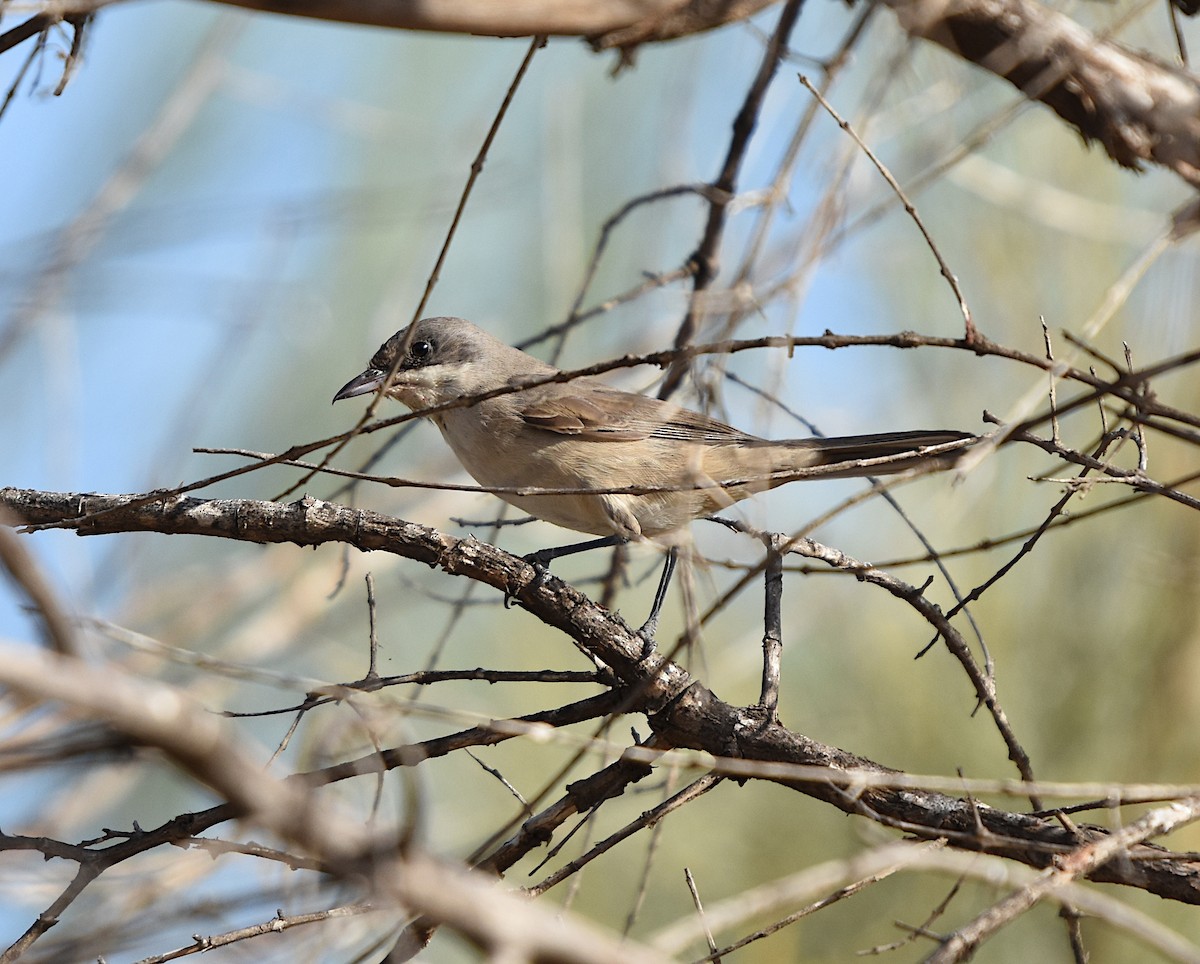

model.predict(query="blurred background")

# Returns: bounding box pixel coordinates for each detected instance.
[3,1,1200,959]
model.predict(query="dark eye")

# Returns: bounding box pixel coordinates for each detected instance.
[410,340,433,361]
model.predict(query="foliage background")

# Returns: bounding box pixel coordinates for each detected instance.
[3,1,1200,960]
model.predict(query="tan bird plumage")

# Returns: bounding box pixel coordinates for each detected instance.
[333,317,972,544]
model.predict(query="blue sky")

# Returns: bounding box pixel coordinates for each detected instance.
[0,2,905,644]
[6,2,1200,957]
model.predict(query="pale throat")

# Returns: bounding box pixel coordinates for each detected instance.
[386,365,464,409]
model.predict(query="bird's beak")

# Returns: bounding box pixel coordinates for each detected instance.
[332,368,385,403]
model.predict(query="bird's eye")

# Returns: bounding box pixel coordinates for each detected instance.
[410,340,433,360]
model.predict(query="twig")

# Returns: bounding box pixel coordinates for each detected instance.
[864,875,964,955]
[280,35,547,500]
[52,13,89,95]
[1042,319,1060,446]
[798,74,975,342]
[928,796,1200,963]
[466,749,532,815]
[526,773,722,897]
[134,902,376,963]
[623,765,679,936]
[0,515,78,655]
[364,572,380,680]
[708,863,917,960]
[7,493,1200,904]
[657,0,807,399]
[708,515,1039,803]
[684,868,721,962]
[521,184,712,356]
[654,843,1200,960]
[0,25,42,122]
[759,534,784,721]
[0,19,240,363]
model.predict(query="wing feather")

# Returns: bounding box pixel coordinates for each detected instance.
[518,385,758,444]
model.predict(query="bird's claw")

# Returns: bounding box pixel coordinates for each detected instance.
[504,554,553,609]
[524,558,553,592]
[523,548,556,570]
[636,618,659,659]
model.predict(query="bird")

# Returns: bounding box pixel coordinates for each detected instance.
[334,317,972,635]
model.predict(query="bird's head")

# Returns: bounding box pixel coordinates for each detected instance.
[333,316,527,410]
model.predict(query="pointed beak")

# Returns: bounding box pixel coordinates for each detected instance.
[332,368,385,404]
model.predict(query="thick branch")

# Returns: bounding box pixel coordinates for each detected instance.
[3,487,1200,903]
[15,0,1198,185]
[199,0,776,48]
[650,684,1200,904]
[884,0,1200,185]
[0,487,689,693]
[209,0,1200,185]
[0,648,672,964]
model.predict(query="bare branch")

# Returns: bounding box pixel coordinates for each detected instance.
[929,797,1200,962]
[4,489,1200,903]
[884,0,1200,186]
[0,514,79,655]
[180,0,781,50]
[0,646,675,964]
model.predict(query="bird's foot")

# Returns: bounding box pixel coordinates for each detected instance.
[635,616,659,658]
[522,547,558,571]
[504,551,554,609]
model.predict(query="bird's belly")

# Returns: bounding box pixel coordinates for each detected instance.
[498,490,623,537]
[433,411,710,540]
[433,413,616,536]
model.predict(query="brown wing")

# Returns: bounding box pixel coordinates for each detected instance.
[518,383,758,444]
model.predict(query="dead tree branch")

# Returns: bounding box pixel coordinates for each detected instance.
[884,0,1200,186]
[4,487,1200,905]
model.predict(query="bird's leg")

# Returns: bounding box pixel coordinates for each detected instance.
[523,535,627,570]
[637,546,678,644]
[508,538,678,651]
[505,535,627,608]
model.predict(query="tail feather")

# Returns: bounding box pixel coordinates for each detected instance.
[706,429,973,498]
[779,430,973,479]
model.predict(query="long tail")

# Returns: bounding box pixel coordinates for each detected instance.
[698,429,973,510]
[777,429,974,479]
